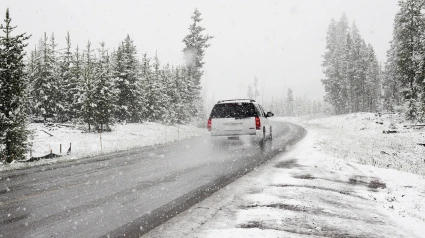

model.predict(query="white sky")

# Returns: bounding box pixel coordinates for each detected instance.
[1,0,399,107]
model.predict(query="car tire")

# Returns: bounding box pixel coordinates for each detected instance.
[269,126,273,140]
[259,128,266,146]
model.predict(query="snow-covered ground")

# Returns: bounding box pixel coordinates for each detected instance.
[145,114,425,237]
[0,122,206,172]
[305,113,425,176]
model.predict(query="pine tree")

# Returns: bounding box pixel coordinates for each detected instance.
[182,8,213,120]
[26,45,38,118]
[160,63,174,124]
[341,33,352,113]
[322,18,343,114]
[392,0,424,120]
[150,53,168,122]
[416,2,425,121]
[113,35,143,123]
[140,53,151,121]
[142,52,162,122]
[80,41,96,131]
[50,33,65,122]
[322,14,382,115]
[165,66,180,124]
[69,45,83,120]
[60,32,75,121]
[170,66,185,124]
[382,42,402,112]
[32,33,60,121]
[364,45,381,112]
[92,42,116,131]
[350,23,364,112]
[0,9,30,162]
[177,66,192,123]
[334,14,350,113]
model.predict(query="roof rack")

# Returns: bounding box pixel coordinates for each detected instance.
[217,99,256,103]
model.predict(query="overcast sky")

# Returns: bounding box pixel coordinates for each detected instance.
[1,0,400,108]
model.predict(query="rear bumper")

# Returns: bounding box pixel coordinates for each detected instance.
[210,130,263,141]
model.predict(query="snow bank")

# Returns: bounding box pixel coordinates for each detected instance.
[0,122,206,172]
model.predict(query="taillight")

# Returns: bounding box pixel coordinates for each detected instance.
[255,116,261,130]
[207,118,212,131]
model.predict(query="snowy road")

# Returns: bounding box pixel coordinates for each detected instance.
[0,121,305,238]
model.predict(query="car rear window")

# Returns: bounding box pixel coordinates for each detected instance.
[210,103,257,118]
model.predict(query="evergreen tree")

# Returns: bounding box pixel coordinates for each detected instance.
[50,33,65,121]
[350,23,366,112]
[364,45,381,112]
[80,41,96,131]
[32,33,60,120]
[142,52,164,122]
[69,45,83,120]
[382,46,402,112]
[322,18,343,114]
[341,33,353,113]
[140,53,151,121]
[113,35,143,123]
[392,0,424,120]
[60,32,75,121]
[92,42,116,131]
[182,8,213,119]
[160,63,174,124]
[170,66,185,124]
[322,14,382,115]
[26,45,38,118]
[166,66,180,124]
[177,66,193,123]
[0,9,30,162]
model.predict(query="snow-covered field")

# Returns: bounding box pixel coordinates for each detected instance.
[145,114,425,237]
[305,113,425,176]
[0,122,206,172]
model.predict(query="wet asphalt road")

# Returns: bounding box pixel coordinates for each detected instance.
[0,121,305,238]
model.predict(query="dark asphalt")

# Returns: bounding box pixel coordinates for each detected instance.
[0,121,305,238]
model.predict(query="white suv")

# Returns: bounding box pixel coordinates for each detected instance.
[207,99,273,143]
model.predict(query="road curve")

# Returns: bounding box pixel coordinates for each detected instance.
[0,121,305,238]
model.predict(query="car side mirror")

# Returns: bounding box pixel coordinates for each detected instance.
[266,112,274,117]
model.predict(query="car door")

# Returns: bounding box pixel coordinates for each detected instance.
[254,104,266,135]
[258,104,270,135]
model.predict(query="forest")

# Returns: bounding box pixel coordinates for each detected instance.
[0,8,212,161]
[323,0,425,123]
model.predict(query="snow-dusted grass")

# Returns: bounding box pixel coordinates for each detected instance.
[301,113,425,176]
[145,116,425,238]
[0,122,206,172]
